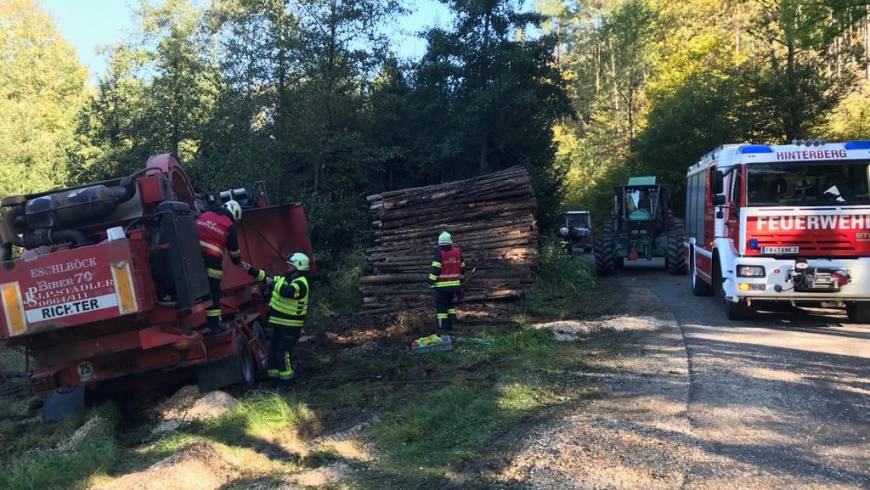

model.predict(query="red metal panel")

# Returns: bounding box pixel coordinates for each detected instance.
[0,238,152,337]
[225,204,316,289]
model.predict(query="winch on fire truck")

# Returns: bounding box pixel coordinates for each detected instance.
[684,140,870,321]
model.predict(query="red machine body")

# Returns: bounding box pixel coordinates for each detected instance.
[0,154,314,396]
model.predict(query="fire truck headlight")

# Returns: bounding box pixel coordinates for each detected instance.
[737,265,766,277]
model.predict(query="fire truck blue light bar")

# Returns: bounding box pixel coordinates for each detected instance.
[737,145,774,154]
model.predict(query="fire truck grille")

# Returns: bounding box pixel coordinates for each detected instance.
[751,233,856,254]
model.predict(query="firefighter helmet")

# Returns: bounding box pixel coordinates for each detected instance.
[224,200,242,221]
[287,252,310,271]
[438,231,452,246]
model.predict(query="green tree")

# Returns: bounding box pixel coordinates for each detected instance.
[412,0,572,228]
[0,0,86,197]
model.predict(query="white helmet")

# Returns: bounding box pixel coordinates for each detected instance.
[287,252,310,271]
[224,200,242,221]
[438,231,452,246]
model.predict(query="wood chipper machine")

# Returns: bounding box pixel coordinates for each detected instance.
[0,154,314,420]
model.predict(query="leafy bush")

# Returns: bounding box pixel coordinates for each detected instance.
[309,247,366,321]
[527,239,597,318]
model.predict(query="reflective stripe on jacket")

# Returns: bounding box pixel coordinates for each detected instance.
[432,246,464,288]
[269,275,309,327]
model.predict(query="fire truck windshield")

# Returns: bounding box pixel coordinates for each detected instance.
[747,161,870,207]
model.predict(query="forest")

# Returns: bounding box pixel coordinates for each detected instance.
[0,0,868,261]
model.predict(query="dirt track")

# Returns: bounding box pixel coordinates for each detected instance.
[506,259,870,489]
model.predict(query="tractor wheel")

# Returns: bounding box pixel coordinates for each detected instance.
[594,222,616,276]
[666,215,687,275]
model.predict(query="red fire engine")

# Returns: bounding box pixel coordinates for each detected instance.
[0,155,314,420]
[685,140,870,320]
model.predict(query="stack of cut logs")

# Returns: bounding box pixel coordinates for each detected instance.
[361,166,538,314]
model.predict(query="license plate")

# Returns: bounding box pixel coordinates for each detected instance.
[761,246,799,255]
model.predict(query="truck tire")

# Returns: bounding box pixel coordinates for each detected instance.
[594,222,616,276]
[715,262,752,320]
[690,251,712,296]
[846,303,870,323]
[666,216,687,275]
[197,332,256,391]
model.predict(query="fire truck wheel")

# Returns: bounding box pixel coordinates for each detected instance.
[715,262,753,320]
[594,222,616,276]
[666,217,687,275]
[723,298,753,321]
[846,303,870,323]
[690,253,712,296]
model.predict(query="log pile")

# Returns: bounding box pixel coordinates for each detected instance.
[362,166,538,314]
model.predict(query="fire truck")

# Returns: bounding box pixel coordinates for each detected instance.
[0,154,314,420]
[685,140,870,320]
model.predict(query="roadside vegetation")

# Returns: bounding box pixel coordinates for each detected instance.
[527,240,597,319]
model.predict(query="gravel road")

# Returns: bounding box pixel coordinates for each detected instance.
[506,259,869,489]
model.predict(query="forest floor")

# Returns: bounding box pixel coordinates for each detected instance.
[1,257,866,489]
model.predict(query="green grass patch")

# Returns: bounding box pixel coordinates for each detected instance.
[527,239,597,319]
[0,403,121,490]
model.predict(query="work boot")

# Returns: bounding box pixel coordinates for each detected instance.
[267,369,280,379]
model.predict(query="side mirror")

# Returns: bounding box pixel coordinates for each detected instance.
[712,194,726,205]
[712,170,724,194]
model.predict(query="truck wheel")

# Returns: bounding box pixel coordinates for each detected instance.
[846,303,870,323]
[238,334,256,385]
[690,252,712,296]
[251,321,269,380]
[197,332,256,391]
[666,216,687,275]
[715,262,752,320]
[594,222,615,276]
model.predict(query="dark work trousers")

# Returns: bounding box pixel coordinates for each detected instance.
[268,325,302,377]
[433,286,458,330]
[202,254,224,329]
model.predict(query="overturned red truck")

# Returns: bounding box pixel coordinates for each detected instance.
[0,155,314,420]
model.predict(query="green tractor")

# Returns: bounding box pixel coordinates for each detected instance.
[594,176,687,276]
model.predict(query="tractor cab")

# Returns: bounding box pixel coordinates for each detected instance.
[617,177,668,232]
[560,210,593,253]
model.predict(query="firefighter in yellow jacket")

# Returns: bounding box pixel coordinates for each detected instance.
[245,252,310,381]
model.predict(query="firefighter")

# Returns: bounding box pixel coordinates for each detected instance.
[245,252,310,381]
[196,199,243,333]
[429,231,465,330]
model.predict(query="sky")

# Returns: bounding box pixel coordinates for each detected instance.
[39,0,452,82]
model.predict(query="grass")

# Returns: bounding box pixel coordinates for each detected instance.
[0,403,121,490]
[527,239,597,318]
